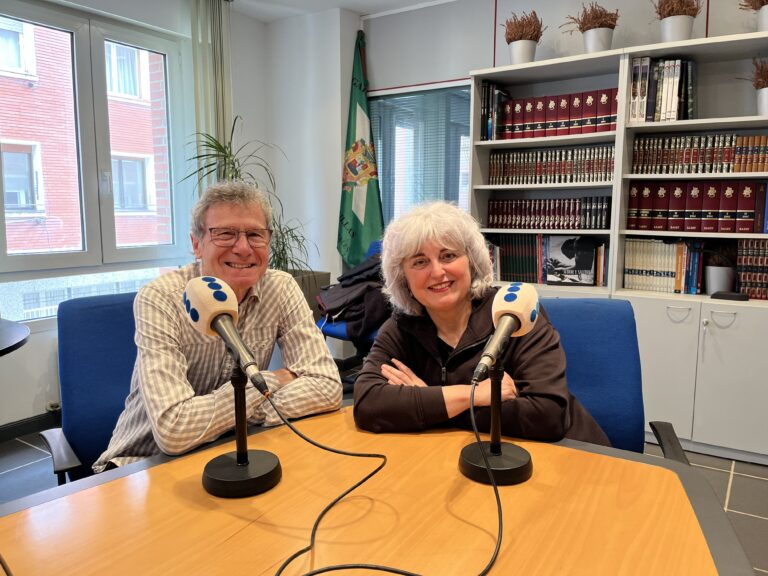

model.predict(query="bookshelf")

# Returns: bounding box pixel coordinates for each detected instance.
[469,32,768,461]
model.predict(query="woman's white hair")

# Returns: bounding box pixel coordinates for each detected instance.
[381,201,493,316]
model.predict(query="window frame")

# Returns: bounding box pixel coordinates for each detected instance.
[0,0,194,279]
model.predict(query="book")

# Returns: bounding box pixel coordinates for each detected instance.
[638,57,650,122]
[581,90,598,133]
[718,181,738,233]
[637,184,653,230]
[652,181,670,231]
[512,99,525,139]
[667,182,686,231]
[736,180,757,233]
[645,59,660,122]
[523,97,535,138]
[546,235,596,286]
[556,94,570,137]
[533,96,546,138]
[569,93,583,135]
[501,98,514,139]
[610,87,618,131]
[627,183,640,229]
[630,57,641,122]
[545,95,558,137]
[701,181,721,232]
[596,88,612,132]
[684,181,704,232]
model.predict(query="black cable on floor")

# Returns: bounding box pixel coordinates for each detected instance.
[0,552,14,576]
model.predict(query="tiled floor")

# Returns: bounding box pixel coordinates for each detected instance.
[1,433,766,573]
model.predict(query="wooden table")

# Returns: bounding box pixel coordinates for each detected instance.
[0,408,751,575]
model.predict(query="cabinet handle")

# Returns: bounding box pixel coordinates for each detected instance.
[665,305,692,323]
[709,310,737,329]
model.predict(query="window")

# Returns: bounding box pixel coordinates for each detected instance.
[0,0,193,320]
[2,149,36,210]
[369,86,471,225]
[112,156,147,210]
[105,41,141,98]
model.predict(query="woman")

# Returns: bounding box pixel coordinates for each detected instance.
[353,202,609,445]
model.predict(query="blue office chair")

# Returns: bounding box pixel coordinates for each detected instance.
[317,240,384,358]
[40,292,138,483]
[542,298,687,461]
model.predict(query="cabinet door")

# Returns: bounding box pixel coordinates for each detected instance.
[693,303,768,455]
[621,296,701,439]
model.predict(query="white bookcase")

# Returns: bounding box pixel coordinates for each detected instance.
[469,32,768,462]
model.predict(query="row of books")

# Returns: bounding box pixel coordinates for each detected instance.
[488,146,614,185]
[629,56,697,124]
[737,239,768,300]
[487,234,608,287]
[626,180,767,233]
[631,134,738,175]
[623,239,703,294]
[487,197,611,230]
[479,81,618,141]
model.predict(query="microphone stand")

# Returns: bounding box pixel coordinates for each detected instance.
[458,364,533,485]
[202,365,282,498]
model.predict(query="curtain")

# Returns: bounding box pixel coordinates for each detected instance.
[191,0,232,189]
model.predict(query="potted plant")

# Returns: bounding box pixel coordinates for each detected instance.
[185,116,329,319]
[703,240,737,295]
[561,3,620,53]
[739,0,768,32]
[502,10,546,65]
[751,58,768,115]
[652,0,702,42]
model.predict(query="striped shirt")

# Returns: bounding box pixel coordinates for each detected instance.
[93,263,342,472]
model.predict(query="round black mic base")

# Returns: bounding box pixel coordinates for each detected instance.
[202,450,282,498]
[459,441,533,485]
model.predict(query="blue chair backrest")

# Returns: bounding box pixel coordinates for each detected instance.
[57,292,137,479]
[541,298,644,453]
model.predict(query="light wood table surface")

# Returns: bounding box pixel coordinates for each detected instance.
[0,407,749,575]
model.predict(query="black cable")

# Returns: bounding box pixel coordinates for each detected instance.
[0,552,13,576]
[264,379,503,576]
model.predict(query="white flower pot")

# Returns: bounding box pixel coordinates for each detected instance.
[583,27,613,53]
[705,266,735,296]
[759,5,768,32]
[509,39,536,65]
[758,87,768,116]
[660,15,694,43]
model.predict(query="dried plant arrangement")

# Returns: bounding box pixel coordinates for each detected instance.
[652,0,702,19]
[739,0,768,10]
[561,2,620,34]
[751,58,768,89]
[502,10,546,43]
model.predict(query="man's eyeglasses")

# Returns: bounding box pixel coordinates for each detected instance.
[208,227,272,248]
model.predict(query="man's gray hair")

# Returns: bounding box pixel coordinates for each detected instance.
[381,201,493,316]
[190,180,273,238]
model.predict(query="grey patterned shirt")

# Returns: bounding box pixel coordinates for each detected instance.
[93,263,342,472]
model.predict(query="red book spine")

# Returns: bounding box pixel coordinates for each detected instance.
[545,96,558,137]
[754,181,767,233]
[533,97,546,138]
[512,99,524,139]
[609,88,618,131]
[637,184,653,230]
[701,181,721,233]
[736,180,757,233]
[523,98,535,139]
[595,88,611,132]
[556,94,570,137]
[667,182,686,231]
[627,182,640,229]
[718,181,738,232]
[684,182,703,232]
[501,98,513,140]
[581,90,598,133]
[569,93,583,135]
[652,182,670,231]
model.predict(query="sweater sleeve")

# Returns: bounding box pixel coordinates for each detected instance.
[353,319,450,432]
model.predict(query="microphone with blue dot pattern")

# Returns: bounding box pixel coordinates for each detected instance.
[183,276,269,396]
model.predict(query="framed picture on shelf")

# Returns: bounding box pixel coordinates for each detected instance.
[546,236,596,286]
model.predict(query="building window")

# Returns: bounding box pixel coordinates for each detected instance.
[105,41,140,98]
[369,86,471,225]
[112,156,147,210]
[2,149,36,211]
[0,15,35,76]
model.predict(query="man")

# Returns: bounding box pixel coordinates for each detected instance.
[94,181,342,471]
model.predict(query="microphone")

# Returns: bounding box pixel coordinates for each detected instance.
[472,282,540,382]
[183,276,269,396]
[183,276,282,498]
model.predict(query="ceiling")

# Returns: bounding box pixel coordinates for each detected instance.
[230,0,443,23]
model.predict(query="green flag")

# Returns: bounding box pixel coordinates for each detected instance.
[337,30,384,268]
